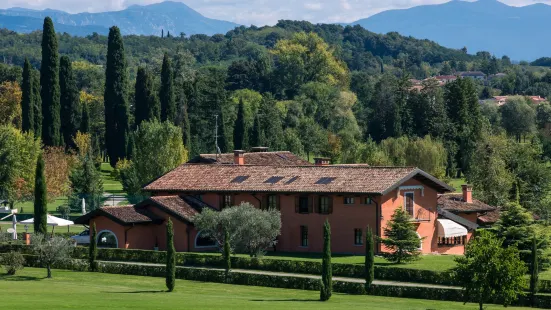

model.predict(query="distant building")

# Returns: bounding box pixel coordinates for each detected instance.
[433,75,457,85]
[458,71,485,80]
[488,95,547,106]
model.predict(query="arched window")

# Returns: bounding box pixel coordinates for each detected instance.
[195,231,217,248]
[97,230,118,248]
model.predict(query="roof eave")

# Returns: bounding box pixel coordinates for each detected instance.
[381,168,454,196]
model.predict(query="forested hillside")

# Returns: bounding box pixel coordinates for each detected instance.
[2,20,551,218]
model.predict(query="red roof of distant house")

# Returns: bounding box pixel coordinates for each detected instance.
[74,205,163,226]
[188,151,312,166]
[434,75,456,80]
[438,194,495,213]
[143,164,453,195]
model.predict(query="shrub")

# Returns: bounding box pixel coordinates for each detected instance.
[1,251,25,275]
[379,208,422,263]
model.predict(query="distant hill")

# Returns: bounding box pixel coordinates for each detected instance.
[0,1,240,36]
[349,0,551,61]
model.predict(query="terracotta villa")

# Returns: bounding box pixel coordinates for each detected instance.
[75,149,498,255]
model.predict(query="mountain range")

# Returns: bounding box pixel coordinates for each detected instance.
[0,1,239,36]
[350,0,551,61]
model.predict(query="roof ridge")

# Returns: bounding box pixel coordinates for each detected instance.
[181,163,417,169]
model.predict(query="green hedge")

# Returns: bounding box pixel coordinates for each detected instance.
[4,245,551,294]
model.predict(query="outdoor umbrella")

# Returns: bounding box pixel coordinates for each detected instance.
[20,214,74,236]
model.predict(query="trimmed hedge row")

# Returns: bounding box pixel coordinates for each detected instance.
[4,245,551,294]
[12,256,551,308]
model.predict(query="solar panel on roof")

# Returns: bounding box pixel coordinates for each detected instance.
[276,153,288,160]
[285,176,299,184]
[231,175,250,183]
[315,177,336,185]
[265,176,284,184]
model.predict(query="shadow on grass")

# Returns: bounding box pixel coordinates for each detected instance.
[0,274,44,281]
[250,299,320,302]
[107,290,167,294]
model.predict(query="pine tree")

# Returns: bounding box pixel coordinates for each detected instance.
[224,229,231,282]
[250,113,265,147]
[21,58,34,133]
[134,67,160,127]
[68,155,104,212]
[530,233,539,307]
[320,219,332,301]
[166,218,176,292]
[59,56,80,150]
[32,70,42,138]
[160,53,176,122]
[233,99,246,150]
[80,103,90,133]
[40,17,61,146]
[89,223,97,271]
[365,226,374,290]
[104,26,130,167]
[380,208,421,263]
[34,153,48,235]
[218,110,229,153]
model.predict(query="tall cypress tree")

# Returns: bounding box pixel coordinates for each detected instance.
[40,17,61,146]
[80,103,90,134]
[224,230,231,282]
[32,70,42,138]
[233,99,246,150]
[365,226,374,290]
[250,114,265,147]
[89,223,97,271]
[34,153,48,235]
[59,56,80,149]
[320,219,332,301]
[218,111,229,153]
[160,53,176,123]
[530,233,539,307]
[181,99,191,150]
[104,26,130,167]
[134,67,160,127]
[21,57,34,133]
[166,218,176,292]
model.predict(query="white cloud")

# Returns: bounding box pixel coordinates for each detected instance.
[0,0,550,25]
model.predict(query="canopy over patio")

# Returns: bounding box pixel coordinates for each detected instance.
[437,219,468,238]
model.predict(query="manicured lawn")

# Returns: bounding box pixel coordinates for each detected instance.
[0,222,85,234]
[448,178,467,193]
[13,197,68,214]
[0,268,533,309]
[100,162,124,194]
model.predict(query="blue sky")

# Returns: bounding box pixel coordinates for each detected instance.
[0,0,550,25]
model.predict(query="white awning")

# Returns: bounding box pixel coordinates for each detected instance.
[19,214,74,227]
[437,219,468,238]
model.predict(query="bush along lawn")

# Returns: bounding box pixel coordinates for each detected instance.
[0,268,538,310]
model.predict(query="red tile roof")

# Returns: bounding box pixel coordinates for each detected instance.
[477,209,500,225]
[74,205,163,225]
[438,194,496,213]
[144,164,453,195]
[188,151,312,166]
[148,195,199,222]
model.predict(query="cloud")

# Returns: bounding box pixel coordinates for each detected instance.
[0,0,550,25]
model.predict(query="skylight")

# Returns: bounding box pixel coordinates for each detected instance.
[231,175,250,183]
[315,177,336,185]
[285,176,299,184]
[264,176,284,184]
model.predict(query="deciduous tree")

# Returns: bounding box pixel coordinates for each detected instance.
[0,81,22,128]
[32,234,73,278]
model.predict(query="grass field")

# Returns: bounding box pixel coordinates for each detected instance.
[0,268,534,310]
[448,178,467,193]
[100,163,124,194]
[12,197,68,214]
[0,222,85,234]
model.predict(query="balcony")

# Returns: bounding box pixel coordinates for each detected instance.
[409,208,431,222]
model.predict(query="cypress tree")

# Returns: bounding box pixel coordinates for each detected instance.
[33,153,48,235]
[181,99,191,150]
[530,233,539,307]
[166,218,176,292]
[80,103,90,133]
[233,99,246,150]
[250,114,265,147]
[40,17,61,146]
[160,53,176,122]
[365,226,375,290]
[224,230,231,282]
[21,57,34,133]
[59,56,80,149]
[89,223,97,271]
[32,70,42,138]
[218,111,229,153]
[104,26,130,167]
[134,67,160,127]
[320,219,332,301]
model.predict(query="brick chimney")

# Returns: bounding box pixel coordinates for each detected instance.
[234,150,245,165]
[314,157,331,166]
[461,184,473,203]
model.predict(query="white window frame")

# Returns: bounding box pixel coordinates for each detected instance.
[344,197,355,205]
[403,191,415,217]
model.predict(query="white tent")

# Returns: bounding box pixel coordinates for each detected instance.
[20,214,74,236]
[437,219,468,238]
